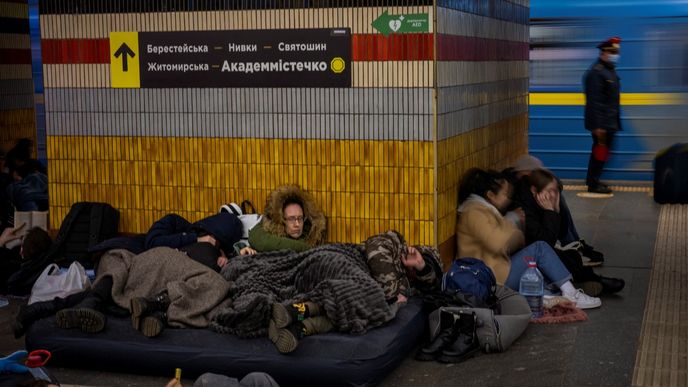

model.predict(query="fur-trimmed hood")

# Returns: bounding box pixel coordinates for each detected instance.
[261,185,326,246]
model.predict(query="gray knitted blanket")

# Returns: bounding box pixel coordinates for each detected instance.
[209,244,397,338]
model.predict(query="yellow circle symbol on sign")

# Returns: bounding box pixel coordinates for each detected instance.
[330,57,346,74]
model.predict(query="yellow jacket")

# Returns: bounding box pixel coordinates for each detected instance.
[456,196,524,285]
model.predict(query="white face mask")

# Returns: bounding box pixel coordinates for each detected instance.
[607,54,620,64]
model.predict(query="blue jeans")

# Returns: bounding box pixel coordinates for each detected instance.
[505,241,572,290]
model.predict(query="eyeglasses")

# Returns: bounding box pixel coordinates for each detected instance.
[285,216,306,224]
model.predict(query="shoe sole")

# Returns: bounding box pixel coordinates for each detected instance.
[582,261,603,267]
[272,303,293,329]
[414,350,439,361]
[56,308,105,333]
[130,298,145,330]
[140,315,164,337]
[576,302,602,309]
[437,347,480,364]
[268,319,298,354]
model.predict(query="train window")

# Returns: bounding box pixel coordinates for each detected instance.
[644,26,688,90]
[530,20,598,88]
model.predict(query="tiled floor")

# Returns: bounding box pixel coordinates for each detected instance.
[0,189,662,387]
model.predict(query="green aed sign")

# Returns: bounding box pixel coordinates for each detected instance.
[371,11,429,37]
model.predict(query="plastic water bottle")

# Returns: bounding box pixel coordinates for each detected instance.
[519,261,544,319]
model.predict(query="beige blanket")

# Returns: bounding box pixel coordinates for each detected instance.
[95,247,230,328]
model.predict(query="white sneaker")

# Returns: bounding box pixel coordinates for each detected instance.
[559,240,583,251]
[564,289,602,309]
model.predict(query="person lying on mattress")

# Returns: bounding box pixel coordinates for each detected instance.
[209,231,442,354]
[18,243,230,338]
[13,212,244,338]
[245,184,326,253]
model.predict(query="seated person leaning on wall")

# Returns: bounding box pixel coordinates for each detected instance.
[247,185,326,253]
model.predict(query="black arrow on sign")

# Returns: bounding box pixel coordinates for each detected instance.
[114,43,136,72]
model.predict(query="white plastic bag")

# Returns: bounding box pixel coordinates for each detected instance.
[28,262,91,305]
[220,200,262,239]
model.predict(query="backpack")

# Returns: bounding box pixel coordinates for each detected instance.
[6,202,119,295]
[49,202,120,269]
[442,258,497,308]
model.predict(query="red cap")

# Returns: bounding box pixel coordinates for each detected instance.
[597,37,621,51]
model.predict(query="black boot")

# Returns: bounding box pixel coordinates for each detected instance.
[438,311,481,363]
[54,277,113,334]
[130,290,171,330]
[13,291,88,338]
[599,276,625,294]
[55,293,106,333]
[416,310,459,361]
[139,311,167,338]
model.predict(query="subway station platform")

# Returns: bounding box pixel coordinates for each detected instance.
[1,185,684,387]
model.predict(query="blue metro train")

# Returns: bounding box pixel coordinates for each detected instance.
[529,0,688,181]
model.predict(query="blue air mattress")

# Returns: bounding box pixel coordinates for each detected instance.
[25,298,427,387]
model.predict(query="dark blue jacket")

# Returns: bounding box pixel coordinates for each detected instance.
[144,213,243,253]
[8,172,49,211]
[583,59,622,132]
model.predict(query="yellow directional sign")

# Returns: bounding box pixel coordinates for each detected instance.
[110,32,140,88]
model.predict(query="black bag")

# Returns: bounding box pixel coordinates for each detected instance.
[48,202,120,269]
[7,202,119,295]
[654,143,688,204]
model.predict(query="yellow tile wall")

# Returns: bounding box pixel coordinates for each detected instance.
[48,136,436,245]
[0,108,36,155]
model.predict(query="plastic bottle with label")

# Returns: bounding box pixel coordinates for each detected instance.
[519,260,544,319]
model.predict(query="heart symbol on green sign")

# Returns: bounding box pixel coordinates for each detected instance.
[389,19,401,32]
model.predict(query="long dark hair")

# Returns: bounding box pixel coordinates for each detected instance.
[458,168,507,204]
[22,227,52,260]
[526,169,562,193]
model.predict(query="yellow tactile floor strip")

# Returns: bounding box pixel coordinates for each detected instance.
[632,204,688,387]
[564,185,653,193]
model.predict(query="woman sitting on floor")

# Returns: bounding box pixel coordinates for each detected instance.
[510,168,625,296]
[455,168,601,309]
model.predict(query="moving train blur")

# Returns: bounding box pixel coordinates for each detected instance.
[529,0,688,181]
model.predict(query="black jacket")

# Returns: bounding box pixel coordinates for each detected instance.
[511,179,562,247]
[583,59,622,132]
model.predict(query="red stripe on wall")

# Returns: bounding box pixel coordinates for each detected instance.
[40,35,527,64]
[41,38,110,64]
[437,35,528,61]
[352,33,433,61]
[0,48,30,64]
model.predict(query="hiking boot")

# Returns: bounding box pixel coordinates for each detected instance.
[130,290,171,330]
[564,289,601,309]
[139,311,167,338]
[599,276,625,294]
[268,316,332,354]
[438,311,480,363]
[579,240,604,267]
[55,294,106,333]
[576,281,603,297]
[13,291,89,338]
[272,301,320,329]
[268,319,304,354]
[416,310,460,361]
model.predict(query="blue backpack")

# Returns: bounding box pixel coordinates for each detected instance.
[442,258,497,307]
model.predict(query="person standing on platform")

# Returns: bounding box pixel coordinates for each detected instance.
[583,36,622,194]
